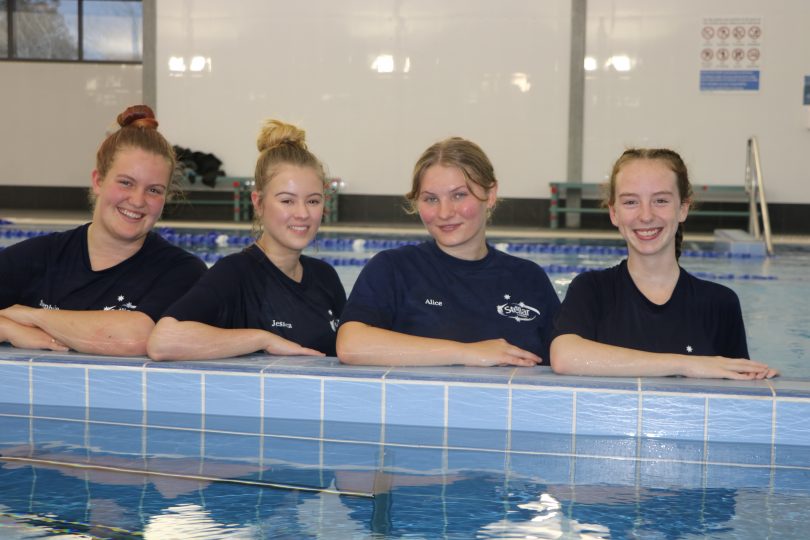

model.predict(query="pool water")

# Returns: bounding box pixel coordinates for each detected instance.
[2,413,809,539]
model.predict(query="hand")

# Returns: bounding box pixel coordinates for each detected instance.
[681,356,778,380]
[2,321,68,351]
[462,339,541,367]
[264,333,325,357]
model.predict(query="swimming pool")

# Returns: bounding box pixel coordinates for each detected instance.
[1,224,809,538]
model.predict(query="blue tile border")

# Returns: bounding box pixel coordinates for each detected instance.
[1,351,810,455]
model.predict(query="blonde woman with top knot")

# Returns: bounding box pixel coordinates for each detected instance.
[0,105,206,356]
[148,120,346,360]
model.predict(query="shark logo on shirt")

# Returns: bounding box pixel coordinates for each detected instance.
[496,294,540,322]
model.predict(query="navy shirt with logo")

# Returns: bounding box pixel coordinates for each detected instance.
[164,244,346,356]
[552,260,749,358]
[0,223,207,321]
[340,240,561,363]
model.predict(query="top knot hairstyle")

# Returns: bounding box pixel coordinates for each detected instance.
[253,119,326,193]
[405,136,498,215]
[605,147,694,260]
[94,105,178,199]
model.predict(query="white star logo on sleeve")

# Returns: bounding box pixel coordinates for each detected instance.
[686,345,693,353]
[118,295,125,302]
[504,294,511,300]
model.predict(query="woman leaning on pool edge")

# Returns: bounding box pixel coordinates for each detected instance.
[336,137,560,367]
[550,148,777,379]
[0,105,207,356]
[147,119,346,360]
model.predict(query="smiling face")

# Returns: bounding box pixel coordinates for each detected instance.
[609,158,689,261]
[91,146,171,245]
[252,164,324,256]
[417,164,496,260]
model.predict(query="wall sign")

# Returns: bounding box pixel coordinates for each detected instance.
[700,17,762,92]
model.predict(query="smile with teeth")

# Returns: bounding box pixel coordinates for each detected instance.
[288,225,309,233]
[118,207,144,220]
[438,224,461,232]
[634,227,662,239]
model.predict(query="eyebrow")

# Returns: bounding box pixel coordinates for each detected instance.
[420,185,469,196]
[273,191,324,198]
[618,190,675,197]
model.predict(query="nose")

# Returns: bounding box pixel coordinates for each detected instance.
[638,201,653,222]
[130,187,146,207]
[437,198,455,219]
[293,200,310,219]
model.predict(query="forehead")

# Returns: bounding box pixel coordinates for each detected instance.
[109,147,172,181]
[419,164,468,191]
[267,164,323,192]
[615,158,677,193]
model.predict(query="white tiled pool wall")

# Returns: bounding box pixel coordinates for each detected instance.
[1,353,809,481]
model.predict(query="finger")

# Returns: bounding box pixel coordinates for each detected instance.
[505,346,541,364]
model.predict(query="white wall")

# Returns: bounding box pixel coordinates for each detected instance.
[583,0,810,203]
[0,62,142,187]
[156,0,571,199]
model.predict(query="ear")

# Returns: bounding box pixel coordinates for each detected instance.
[608,204,619,227]
[678,199,690,223]
[486,183,498,209]
[251,190,263,216]
[91,170,103,197]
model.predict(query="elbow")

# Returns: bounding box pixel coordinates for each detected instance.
[146,318,178,361]
[335,323,364,365]
[549,335,576,375]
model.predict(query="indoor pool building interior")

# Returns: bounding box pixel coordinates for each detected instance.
[2,1,810,538]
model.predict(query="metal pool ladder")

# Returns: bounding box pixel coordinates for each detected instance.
[745,136,774,255]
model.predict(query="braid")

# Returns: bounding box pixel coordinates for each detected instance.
[675,223,684,260]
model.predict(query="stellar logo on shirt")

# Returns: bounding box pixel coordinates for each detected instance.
[425,298,443,307]
[103,294,137,311]
[496,294,540,323]
[38,300,59,310]
[328,309,339,332]
[272,320,293,329]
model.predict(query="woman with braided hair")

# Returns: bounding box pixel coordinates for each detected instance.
[550,148,777,379]
[0,105,206,356]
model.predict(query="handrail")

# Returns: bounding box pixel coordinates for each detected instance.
[745,137,774,255]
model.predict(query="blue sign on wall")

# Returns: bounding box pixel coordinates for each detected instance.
[804,76,810,105]
[700,70,760,91]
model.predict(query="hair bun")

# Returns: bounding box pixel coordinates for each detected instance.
[118,105,159,129]
[257,119,307,152]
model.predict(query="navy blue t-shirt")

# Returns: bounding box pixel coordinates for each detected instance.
[164,244,346,356]
[0,223,206,321]
[340,241,561,362]
[552,260,749,358]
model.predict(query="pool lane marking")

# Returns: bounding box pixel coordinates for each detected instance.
[0,455,373,498]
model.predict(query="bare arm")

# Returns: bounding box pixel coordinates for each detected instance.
[147,317,325,361]
[0,304,153,356]
[0,315,69,351]
[336,321,541,367]
[550,333,777,379]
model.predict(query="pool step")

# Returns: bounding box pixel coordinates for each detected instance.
[713,228,767,257]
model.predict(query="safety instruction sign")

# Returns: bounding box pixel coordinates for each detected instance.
[700,16,762,91]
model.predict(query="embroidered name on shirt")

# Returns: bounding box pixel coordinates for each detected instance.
[272,320,293,329]
[38,300,59,310]
[425,299,443,306]
[496,294,540,323]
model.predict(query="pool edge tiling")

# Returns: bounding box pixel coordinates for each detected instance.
[2,348,810,468]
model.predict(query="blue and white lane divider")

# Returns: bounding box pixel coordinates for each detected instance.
[0,227,777,279]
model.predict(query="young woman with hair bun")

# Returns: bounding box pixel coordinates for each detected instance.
[147,119,345,360]
[0,105,207,356]
[336,137,560,367]
[550,148,778,379]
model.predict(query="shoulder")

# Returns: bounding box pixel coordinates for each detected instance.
[682,270,741,305]
[301,254,340,278]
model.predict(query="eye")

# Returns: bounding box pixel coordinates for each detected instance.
[654,198,671,206]
[622,199,638,207]
[279,199,294,205]
[149,187,166,196]
[452,191,468,200]
[421,195,438,204]
[307,198,323,206]
[118,179,133,187]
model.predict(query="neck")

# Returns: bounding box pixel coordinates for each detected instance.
[626,252,680,285]
[87,222,144,271]
[256,236,302,281]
